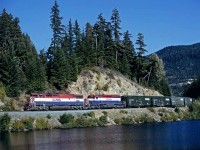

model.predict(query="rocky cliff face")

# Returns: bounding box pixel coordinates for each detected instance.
[67,67,161,98]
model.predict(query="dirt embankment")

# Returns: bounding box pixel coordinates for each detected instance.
[67,67,161,98]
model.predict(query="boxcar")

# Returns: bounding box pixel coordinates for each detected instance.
[171,97,185,107]
[121,95,151,108]
[184,97,193,106]
[151,96,171,107]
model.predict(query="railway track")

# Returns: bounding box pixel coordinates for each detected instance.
[0,109,112,119]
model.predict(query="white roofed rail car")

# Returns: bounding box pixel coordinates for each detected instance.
[24,93,84,110]
[87,94,125,109]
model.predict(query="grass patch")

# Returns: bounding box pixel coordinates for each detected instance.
[147,107,156,113]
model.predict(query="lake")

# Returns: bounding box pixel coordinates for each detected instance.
[1,120,200,150]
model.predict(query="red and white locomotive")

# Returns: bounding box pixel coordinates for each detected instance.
[24,93,124,110]
[24,93,85,110]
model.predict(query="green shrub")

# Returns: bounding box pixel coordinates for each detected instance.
[114,117,123,125]
[35,117,49,130]
[11,120,25,131]
[2,99,15,111]
[174,107,180,114]
[102,83,109,91]
[94,83,101,91]
[47,114,52,119]
[158,108,168,113]
[83,111,95,118]
[117,79,121,87]
[97,115,108,126]
[102,111,108,116]
[158,112,163,117]
[188,102,200,112]
[160,112,178,122]
[0,113,11,131]
[59,113,74,124]
[0,82,6,101]
[75,115,88,128]
[147,107,156,113]
[107,72,114,79]
[135,114,155,123]
[122,116,134,125]
[63,120,76,128]
[85,118,98,127]
[83,80,87,89]
[96,74,101,80]
[22,117,34,130]
[120,110,128,114]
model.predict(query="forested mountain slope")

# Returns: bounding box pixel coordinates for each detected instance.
[156,43,200,96]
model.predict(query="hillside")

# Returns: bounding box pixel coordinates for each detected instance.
[156,43,200,96]
[67,67,161,98]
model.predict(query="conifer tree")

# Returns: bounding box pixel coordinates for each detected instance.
[183,76,200,99]
[135,33,147,82]
[122,30,135,77]
[84,22,96,67]
[148,54,171,96]
[94,13,107,67]
[48,0,67,89]
[73,20,82,72]
[104,22,116,69]
[110,8,122,65]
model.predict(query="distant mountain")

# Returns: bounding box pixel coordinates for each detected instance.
[156,43,200,96]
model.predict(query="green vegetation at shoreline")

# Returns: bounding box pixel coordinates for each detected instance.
[1,102,200,132]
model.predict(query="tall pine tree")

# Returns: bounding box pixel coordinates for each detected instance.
[48,0,67,90]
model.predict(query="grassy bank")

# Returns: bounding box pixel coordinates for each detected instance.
[1,102,200,132]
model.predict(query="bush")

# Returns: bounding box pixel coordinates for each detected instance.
[94,83,101,91]
[158,108,168,113]
[0,82,6,101]
[98,115,108,126]
[2,99,15,111]
[147,107,156,113]
[135,114,155,123]
[11,120,25,132]
[117,79,121,87]
[0,113,11,131]
[83,111,95,118]
[63,120,76,128]
[59,113,74,124]
[102,83,109,91]
[22,117,34,130]
[122,116,134,125]
[75,115,88,128]
[158,112,163,117]
[35,117,49,130]
[102,111,108,116]
[114,117,123,125]
[174,107,180,114]
[160,112,178,122]
[120,110,128,114]
[47,114,52,119]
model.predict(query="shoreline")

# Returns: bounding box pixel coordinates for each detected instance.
[0,106,196,132]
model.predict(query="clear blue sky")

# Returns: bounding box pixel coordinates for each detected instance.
[1,0,200,54]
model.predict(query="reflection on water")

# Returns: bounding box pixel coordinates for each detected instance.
[1,121,200,150]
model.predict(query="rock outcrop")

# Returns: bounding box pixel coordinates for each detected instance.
[67,67,161,98]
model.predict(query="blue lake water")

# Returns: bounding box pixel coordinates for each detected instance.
[0,120,200,150]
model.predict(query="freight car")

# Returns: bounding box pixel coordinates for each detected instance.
[122,95,195,108]
[24,93,197,111]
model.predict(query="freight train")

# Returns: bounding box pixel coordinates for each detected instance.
[24,93,197,111]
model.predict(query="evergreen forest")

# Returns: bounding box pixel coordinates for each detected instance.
[156,43,200,96]
[0,1,171,98]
